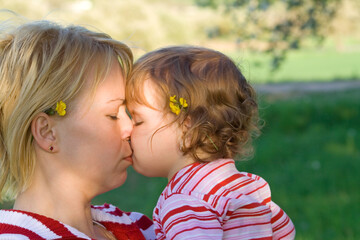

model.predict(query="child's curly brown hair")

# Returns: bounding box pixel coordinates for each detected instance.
[126,46,260,162]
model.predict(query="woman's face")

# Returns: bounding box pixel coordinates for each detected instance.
[55,63,133,195]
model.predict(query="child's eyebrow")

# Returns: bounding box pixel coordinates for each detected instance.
[130,109,142,116]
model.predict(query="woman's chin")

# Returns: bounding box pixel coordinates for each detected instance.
[115,171,128,187]
[102,172,129,193]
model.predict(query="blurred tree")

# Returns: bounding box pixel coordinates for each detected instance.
[195,0,341,70]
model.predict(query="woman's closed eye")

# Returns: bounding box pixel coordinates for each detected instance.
[108,114,119,120]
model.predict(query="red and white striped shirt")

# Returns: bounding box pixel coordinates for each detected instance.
[0,203,155,240]
[153,159,295,240]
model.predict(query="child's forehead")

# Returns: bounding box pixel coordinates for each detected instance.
[127,97,165,117]
[127,79,165,110]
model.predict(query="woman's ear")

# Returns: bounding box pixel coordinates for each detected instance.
[31,113,57,152]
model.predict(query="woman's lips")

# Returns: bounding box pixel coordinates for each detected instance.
[124,156,133,164]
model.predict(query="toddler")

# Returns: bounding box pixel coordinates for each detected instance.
[126,46,295,240]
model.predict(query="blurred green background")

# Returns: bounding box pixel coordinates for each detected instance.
[1,0,359,239]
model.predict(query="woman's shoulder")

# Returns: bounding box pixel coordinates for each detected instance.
[0,206,155,240]
[91,203,156,240]
[0,209,90,239]
[91,203,151,223]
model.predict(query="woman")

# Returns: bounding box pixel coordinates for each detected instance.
[0,19,155,239]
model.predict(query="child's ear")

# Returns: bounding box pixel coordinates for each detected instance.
[179,116,192,149]
[182,116,192,132]
[31,113,57,152]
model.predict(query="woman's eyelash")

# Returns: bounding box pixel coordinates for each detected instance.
[108,115,119,120]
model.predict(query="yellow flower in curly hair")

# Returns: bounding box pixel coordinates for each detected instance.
[170,95,177,103]
[55,101,67,116]
[169,101,181,115]
[169,95,188,115]
[179,98,188,108]
[170,95,180,115]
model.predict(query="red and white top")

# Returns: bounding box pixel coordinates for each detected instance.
[0,203,155,240]
[153,159,296,240]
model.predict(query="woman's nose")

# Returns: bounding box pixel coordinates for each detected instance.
[120,113,133,140]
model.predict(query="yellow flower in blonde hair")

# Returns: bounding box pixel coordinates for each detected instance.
[45,101,67,116]
[55,101,67,116]
[169,95,188,115]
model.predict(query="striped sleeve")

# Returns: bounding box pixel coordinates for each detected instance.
[155,194,223,240]
[126,211,156,240]
[245,173,296,240]
[270,201,296,240]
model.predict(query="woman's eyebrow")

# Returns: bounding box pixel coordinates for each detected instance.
[107,98,126,105]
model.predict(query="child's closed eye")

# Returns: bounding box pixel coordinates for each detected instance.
[134,121,144,126]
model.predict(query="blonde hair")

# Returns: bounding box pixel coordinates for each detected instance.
[127,46,260,163]
[0,19,133,201]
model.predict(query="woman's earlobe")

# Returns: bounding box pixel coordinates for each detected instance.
[31,113,57,152]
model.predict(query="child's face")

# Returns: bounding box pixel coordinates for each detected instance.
[128,80,184,179]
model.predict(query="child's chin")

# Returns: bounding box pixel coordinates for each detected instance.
[132,164,149,176]
[133,164,160,178]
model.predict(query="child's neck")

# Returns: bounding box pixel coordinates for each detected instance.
[167,156,196,181]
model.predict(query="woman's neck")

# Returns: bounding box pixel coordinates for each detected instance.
[13,171,97,238]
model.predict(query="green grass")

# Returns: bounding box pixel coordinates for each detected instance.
[239,90,360,239]
[1,90,359,239]
[228,47,360,83]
